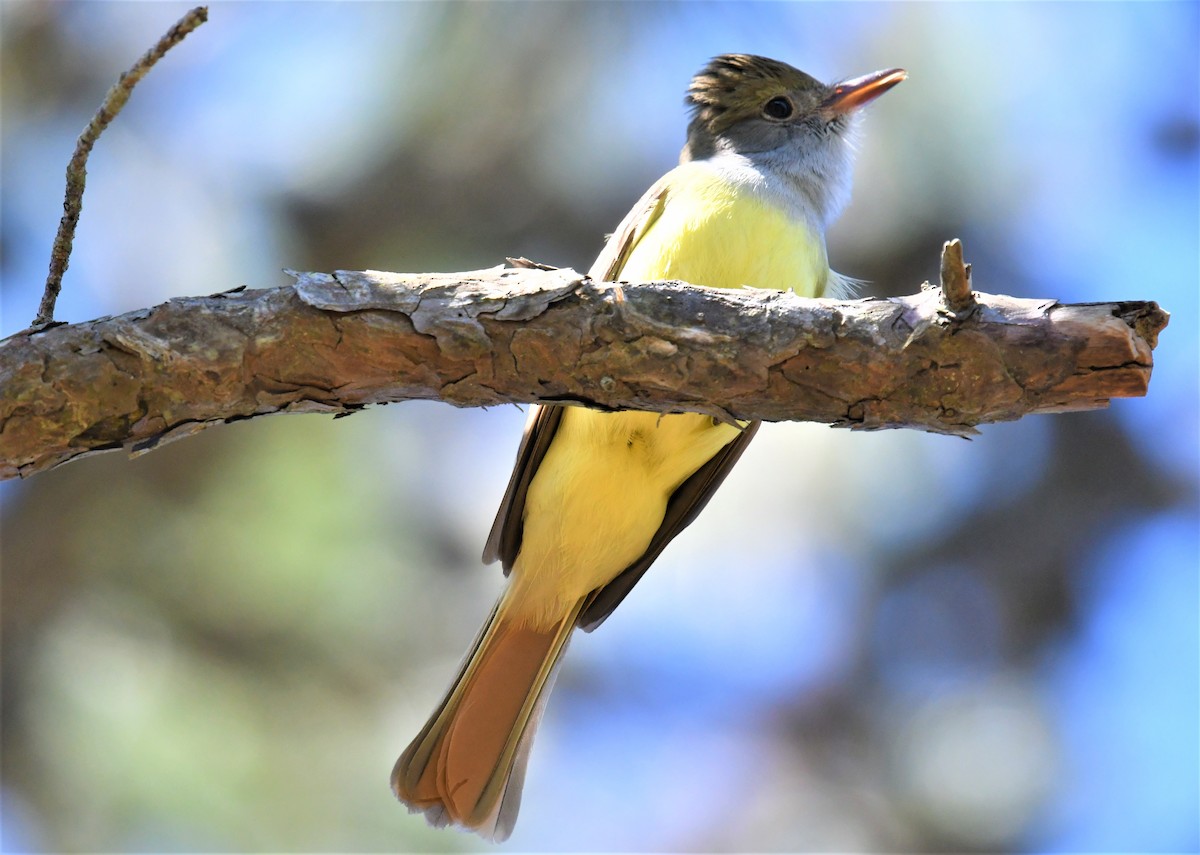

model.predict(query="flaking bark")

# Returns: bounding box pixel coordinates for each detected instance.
[0,266,1167,480]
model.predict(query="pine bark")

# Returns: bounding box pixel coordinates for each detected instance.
[0,266,1168,480]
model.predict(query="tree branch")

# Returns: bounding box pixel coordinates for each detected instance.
[0,260,1167,481]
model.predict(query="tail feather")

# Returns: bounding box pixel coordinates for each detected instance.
[393,594,581,841]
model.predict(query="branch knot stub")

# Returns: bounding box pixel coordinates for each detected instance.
[939,238,978,317]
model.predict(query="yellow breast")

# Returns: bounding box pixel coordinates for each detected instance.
[620,160,830,297]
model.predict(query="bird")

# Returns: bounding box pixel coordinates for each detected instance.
[391,54,905,841]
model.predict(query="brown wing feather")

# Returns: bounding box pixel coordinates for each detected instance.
[578,420,761,631]
[483,404,565,573]
[587,179,671,282]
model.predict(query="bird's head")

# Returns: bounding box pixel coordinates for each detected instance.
[683,54,905,160]
[682,55,904,223]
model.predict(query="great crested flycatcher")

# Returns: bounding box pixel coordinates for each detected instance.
[392,54,905,841]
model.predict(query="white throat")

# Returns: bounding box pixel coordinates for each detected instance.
[700,119,860,233]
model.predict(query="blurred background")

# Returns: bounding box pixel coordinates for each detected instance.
[1,2,1196,852]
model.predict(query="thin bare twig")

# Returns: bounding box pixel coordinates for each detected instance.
[33,6,209,329]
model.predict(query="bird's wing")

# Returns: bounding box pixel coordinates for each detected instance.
[483,403,564,572]
[587,177,671,282]
[483,179,672,573]
[579,420,760,631]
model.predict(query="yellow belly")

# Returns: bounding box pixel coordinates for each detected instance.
[509,164,828,628]
[511,407,735,625]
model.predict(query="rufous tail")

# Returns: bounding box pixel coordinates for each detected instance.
[391,592,582,841]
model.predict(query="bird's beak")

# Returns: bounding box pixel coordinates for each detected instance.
[823,68,907,115]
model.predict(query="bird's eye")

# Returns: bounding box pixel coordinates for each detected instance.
[763,96,793,120]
